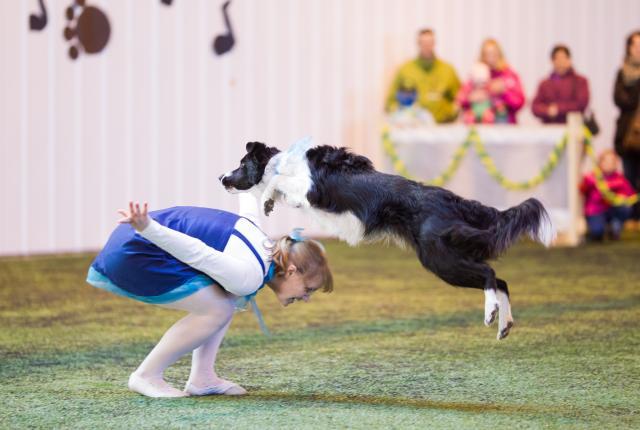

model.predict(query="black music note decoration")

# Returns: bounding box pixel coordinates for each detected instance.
[29,0,48,31]
[213,0,235,56]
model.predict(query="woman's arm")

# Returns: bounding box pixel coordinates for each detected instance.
[498,71,525,112]
[531,80,550,120]
[118,202,263,296]
[238,193,262,228]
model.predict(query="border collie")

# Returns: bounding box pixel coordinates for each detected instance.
[220,140,555,340]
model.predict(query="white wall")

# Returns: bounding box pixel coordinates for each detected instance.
[1,0,639,255]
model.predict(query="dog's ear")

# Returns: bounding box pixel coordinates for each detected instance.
[245,141,266,154]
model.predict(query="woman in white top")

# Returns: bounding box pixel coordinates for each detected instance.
[87,195,333,398]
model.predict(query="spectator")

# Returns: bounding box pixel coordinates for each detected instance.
[457,38,525,124]
[458,62,509,124]
[385,28,461,123]
[613,30,640,222]
[580,150,635,241]
[532,45,590,123]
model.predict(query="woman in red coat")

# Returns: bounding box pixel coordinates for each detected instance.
[532,45,590,124]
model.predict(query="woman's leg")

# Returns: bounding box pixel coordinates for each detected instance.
[183,318,246,395]
[129,284,236,398]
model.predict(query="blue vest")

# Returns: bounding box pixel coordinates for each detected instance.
[88,207,266,303]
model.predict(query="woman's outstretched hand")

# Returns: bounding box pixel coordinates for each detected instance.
[117,201,150,232]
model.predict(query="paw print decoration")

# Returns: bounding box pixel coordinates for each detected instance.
[63,0,111,60]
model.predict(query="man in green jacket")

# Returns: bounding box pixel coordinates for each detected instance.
[385,29,461,123]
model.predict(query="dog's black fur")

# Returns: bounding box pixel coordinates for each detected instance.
[222,142,552,299]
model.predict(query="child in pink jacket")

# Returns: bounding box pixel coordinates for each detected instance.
[580,150,635,241]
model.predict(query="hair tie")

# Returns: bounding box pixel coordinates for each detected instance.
[289,227,305,243]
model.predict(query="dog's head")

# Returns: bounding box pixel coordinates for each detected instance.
[219,141,280,193]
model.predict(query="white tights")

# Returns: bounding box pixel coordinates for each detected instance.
[128,284,237,397]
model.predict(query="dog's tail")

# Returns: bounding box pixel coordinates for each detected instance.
[493,198,555,254]
[442,198,555,260]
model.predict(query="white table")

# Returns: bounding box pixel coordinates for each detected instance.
[382,115,584,245]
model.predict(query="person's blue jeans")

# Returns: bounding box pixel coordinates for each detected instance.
[586,206,633,241]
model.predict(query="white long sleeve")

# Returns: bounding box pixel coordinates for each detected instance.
[237,193,262,228]
[139,219,264,296]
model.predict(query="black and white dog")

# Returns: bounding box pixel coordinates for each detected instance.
[220,141,555,340]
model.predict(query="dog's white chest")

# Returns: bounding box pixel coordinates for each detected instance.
[305,208,365,246]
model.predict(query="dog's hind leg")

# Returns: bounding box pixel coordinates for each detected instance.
[496,279,514,340]
[418,247,500,330]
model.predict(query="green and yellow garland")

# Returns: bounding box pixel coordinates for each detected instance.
[382,124,639,206]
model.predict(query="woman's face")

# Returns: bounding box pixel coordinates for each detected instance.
[273,265,322,307]
[552,51,572,75]
[629,35,640,62]
[482,43,500,69]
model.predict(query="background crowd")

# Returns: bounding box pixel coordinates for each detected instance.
[385,29,640,241]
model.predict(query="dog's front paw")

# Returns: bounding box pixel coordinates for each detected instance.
[263,199,275,216]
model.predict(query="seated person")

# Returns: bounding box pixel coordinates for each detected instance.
[457,38,525,124]
[385,28,461,123]
[458,62,509,124]
[580,149,635,241]
[532,44,590,123]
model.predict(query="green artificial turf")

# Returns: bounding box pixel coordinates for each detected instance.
[1,236,639,429]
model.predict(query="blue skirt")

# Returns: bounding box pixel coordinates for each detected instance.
[87,207,241,304]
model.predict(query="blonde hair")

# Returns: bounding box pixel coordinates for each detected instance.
[479,38,507,71]
[270,236,333,293]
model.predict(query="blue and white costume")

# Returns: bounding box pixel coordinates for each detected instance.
[87,195,274,307]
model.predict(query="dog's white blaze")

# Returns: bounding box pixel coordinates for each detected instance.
[260,153,313,210]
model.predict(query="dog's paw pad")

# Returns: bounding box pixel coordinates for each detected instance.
[263,199,275,216]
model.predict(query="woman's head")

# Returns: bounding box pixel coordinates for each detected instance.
[551,44,573,75]
[268,235,333,306]
[598,149,619,175]
[480,38,507,71]
[625,30,640,63]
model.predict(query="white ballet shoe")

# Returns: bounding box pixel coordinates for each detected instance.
[185,379,247,396]
[496,289,514,340]
[128,372,189,398]
[484,289,499,326]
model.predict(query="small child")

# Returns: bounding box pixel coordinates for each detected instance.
[579,149,635,241]
[459,62,508,124]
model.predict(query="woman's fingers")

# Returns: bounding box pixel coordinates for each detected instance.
[117,201,149,226]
